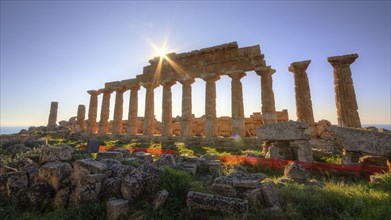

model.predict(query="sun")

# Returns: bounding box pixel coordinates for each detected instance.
[147,38,172,59]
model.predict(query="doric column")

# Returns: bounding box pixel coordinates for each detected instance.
[143,83,157,135]
[201,73,220,138]
[112,86,127,135]
[76,104,86,132]
[179,78,195,138]
[328,54,361,128]
[47,101,58,130]
[98,88,113,134]
[228,71,246,137]
[289,60,315,126]
[87,90,101,133]
[123,80,140,136]
[255,66,277,124]
[161,80,176,137]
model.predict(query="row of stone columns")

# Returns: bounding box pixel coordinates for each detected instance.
[85,68,278,137]
[288,54,360,128]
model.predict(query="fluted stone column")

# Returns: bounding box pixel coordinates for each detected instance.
[47,101,58,130]
[127,84,140,136]
[161,81,176,137]
[328,54,361,128]
[143,83,157,135]
[179,78,195,138]
[201,73,220,138]
[87,90,101,133]
[289,60,315,126]
[98,88,113,134]
[112,87,127,135]
[76,104,86,132]
[228,71,246,137]
[255,66,277,124]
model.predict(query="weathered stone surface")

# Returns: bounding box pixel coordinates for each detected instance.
[155,154,176,167]
[187,191,248,215]
[266,141,293,160]
[96,152,123,162]
[6,171,28,202]
[100,177,122,199]
[73,159,107,174]
[284,162,309,183]
[54,187,70,208]
[121,169,143,200]
[47,101,58,129]
[260,181,280,208]
[27,182,55,209]
[257,121,309,141]
[39,145,72,164]
[69,174,105,205]
[138,162,160,193]
[131,151,153,163]
[38,161,72,191]
[291,140,313,162]
[4,144,31,155]
[255,66,277,125]
[316,120,332,138]
[213,171,267,189]
[153,189,169,211]
[306,179,325,187]
[328,126,391,156]
[107,199,129,220]
[211,183,237,197]
[87,90,101,133]
[359,155,387,167]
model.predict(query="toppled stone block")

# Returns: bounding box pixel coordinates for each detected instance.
[39,145,72,164]
[155,154,176,167]
[38,161,72,191]
[291,140,313,162]
[153,190,169,211]
[107,199,129,220]
[214,171,267,189]
[101,177,122,200]
[257,121,309,141]
[138,162,160,193]
[121,169,143,200]
[131,151,153,164]
[211,183,237,197]
[259,181,280,208]
[96,152,123,162]
[73,159,107,174]
[69,174,105,205]
[54,187,70,208]
[27,182,55,209]
[284,162,309,183]
[187,191,248,215]
[328,126,391,156]
[6,171,28,202]
[359,155,387,167]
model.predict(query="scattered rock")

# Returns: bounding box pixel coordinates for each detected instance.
[96,151,124,162]
[121,169,143,200]
[257,121,309,141]
[107,199,129,220]
[284,162,310,183]
[101,177,122,200]
[138,162,160,193]
[27,182,55,209]
[6,171,28,202]
[38,161,72,191]
[211,183,237,197]
[187,191,248,216]
[155,154,176,167]
[54,187,71,208]
[359,155,387,167]
[153,190,169,211]
[260,181,280,208]
[39,145,72,164]
[131,151,153,163]
[73,159,107,174]
[306,179,326,187]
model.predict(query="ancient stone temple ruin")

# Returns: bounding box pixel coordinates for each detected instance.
[84,42,291,138]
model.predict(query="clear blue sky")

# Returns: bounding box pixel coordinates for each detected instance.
[1,1,390,126]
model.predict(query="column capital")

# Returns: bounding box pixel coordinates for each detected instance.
[87,90,101,96]
[255,66,276,76]
[98,88,113,94]
[161,80,176,87]
[328,54,358,66]
[112,86,128,93]
[200,73,220,82]
[178,77,195,85]
[227,70,246,79]
[289,60,311,73]
[142,82,158,89]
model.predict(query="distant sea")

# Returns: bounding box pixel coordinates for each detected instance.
[0,124,390,135]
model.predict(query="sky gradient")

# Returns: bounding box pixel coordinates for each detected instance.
[1,1,390,127]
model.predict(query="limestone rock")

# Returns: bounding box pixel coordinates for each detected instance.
[213,171,267,189]
[328,126,391,157]
[54,187,70,208]
[138,162,160,193]
[107,199,129,220]
[316,120,332,138]
[27,182,55,209]
[211,183,237,197]
[5,144,31,155]
[155,154,176,167]
[14,158,40,185]
[73,159,107,174]
[187,191,248,215]
[69,174,105,205]
[6,171,28,202]
[260,181,280,208]
[96,152,123,162]
[306,179,325,187]
[121,169,143,200]
[153,190,169,211]
[359,155,387,167]
[257,121,309,141]
[39,145,72,164]
[38,161,72,191]
[131,151,153,163]
[100,177,122,200]
[284,162,309,183]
